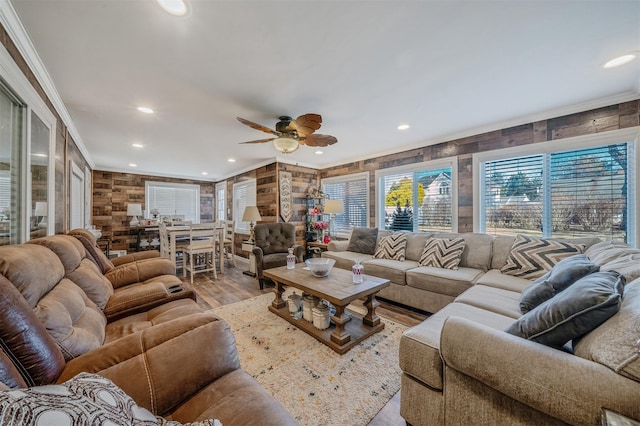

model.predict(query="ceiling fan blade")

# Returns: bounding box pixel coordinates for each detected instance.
[239,137,276,144]
[237,117,280,136]
[300,134,337,147]
[288,113,322,137]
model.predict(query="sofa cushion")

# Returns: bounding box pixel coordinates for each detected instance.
[457,233,494,271]
[573,277,640,383]
[35,278,107,361]
[321,250,374,271]
[361,258,419,286]
[586,240,640,282]
[0,372,221,426]
[501,234,585,280]
[505,271,625,349]
[346,227,379,255]
[519,254,600,313]
[68,228,115,274]
[491,235,516,270]
[419,237,465,269]
[400,302,515,390]
[474,269,531,293]
[406,266,483,297]
[454,285,522,319]
[374,232,407,261]
[404,232,433,261]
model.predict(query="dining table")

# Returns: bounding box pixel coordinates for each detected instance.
[166,224,226,275]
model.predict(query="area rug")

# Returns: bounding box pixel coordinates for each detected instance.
[210,292,407,426]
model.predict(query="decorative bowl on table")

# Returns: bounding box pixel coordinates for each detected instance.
[305,258,336,278]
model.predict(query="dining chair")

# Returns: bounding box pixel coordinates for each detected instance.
[183,223,218,283]
[159,223,184,270]
[223,220,236,267]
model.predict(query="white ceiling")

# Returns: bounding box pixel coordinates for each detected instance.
[8,0,640,181]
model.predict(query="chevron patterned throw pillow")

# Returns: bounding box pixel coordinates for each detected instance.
[374,232,408,261]
[419,237,466,269]
[501,234,586,280]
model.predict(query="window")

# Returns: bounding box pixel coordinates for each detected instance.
[322,172,369,237]
[0,43,56,244]
[375,158,457,232]
[233,179,256,234]
[145,181,200,222]
[474,128,638,245]
[216,181,226,221]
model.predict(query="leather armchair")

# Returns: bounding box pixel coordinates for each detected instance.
[252,223,304,289]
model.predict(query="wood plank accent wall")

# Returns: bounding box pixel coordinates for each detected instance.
[92,170,214,252]
[320,100,640,232]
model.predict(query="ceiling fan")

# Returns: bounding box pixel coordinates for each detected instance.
[236,113,338,154]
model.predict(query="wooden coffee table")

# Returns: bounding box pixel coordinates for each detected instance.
[264,263,390,354]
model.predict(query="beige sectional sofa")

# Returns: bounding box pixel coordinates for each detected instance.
[324,231,640,424]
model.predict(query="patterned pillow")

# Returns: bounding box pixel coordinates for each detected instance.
[501,234,585,280]
[0,372,222,426]
[419,238,466,269]
[374,232,408,261]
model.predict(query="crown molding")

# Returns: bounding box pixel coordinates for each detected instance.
[94,165,216,182]
[0,0,94,168]
[317,92,640,170]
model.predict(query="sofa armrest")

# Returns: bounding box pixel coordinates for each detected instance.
[327,240,349,252]
[292,244,304,262]
[440,316,640,424]
[105,257,176,289]
[58,313,239,416]
[111,251,160,267]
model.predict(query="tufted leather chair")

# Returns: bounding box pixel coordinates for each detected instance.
[252,223,304,289]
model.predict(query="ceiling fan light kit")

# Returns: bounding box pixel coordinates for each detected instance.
[273,136,300,154]
[237,113,338,154]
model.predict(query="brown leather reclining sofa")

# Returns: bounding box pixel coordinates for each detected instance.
[0,232,297,425]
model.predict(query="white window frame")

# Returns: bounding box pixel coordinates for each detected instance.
[375,157,458,232]
[145,181,201,223]
[473,127,639,246]
[215,181,226,222]
[0,41,56,240]
[233,178,257,234]
[321,171,370,238]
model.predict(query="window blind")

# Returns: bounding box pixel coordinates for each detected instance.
[233,179,256,233]
[481,143,631,241]
[216,181,226,222]
[322,173,369,235]
[146,181,200,222]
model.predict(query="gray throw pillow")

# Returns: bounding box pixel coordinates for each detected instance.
[506,271,625,349]
[519,254,600,313]
[347,227,379,255]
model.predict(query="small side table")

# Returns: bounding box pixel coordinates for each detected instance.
[242,240,256,277]
[306,241,328,259]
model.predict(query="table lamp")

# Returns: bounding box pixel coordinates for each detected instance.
[127,203,142,226]
[242,206,262,243]
[34,201,48,228]
[324,199,344,239]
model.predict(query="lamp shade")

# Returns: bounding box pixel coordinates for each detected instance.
[242,206,262,222]
[127,203,142,216]
[273,137,299,154]
[34,201,48,216]
[324,199,344,215]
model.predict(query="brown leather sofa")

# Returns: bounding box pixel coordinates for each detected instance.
[0,237,297,425]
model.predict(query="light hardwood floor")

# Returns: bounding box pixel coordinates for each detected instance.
[181,259,428,426]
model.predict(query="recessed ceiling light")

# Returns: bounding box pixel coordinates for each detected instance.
[132,143,144,148]
[228,158,236,163]
[397,124,410,130]
[604,54,637,68]
[136,106,154,114]
[315,150,323,155]
[201,172,208,176]
[129,163,137,167]
[156,0,190,16]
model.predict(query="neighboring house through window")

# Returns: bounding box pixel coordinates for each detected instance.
[375,158,457,233]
